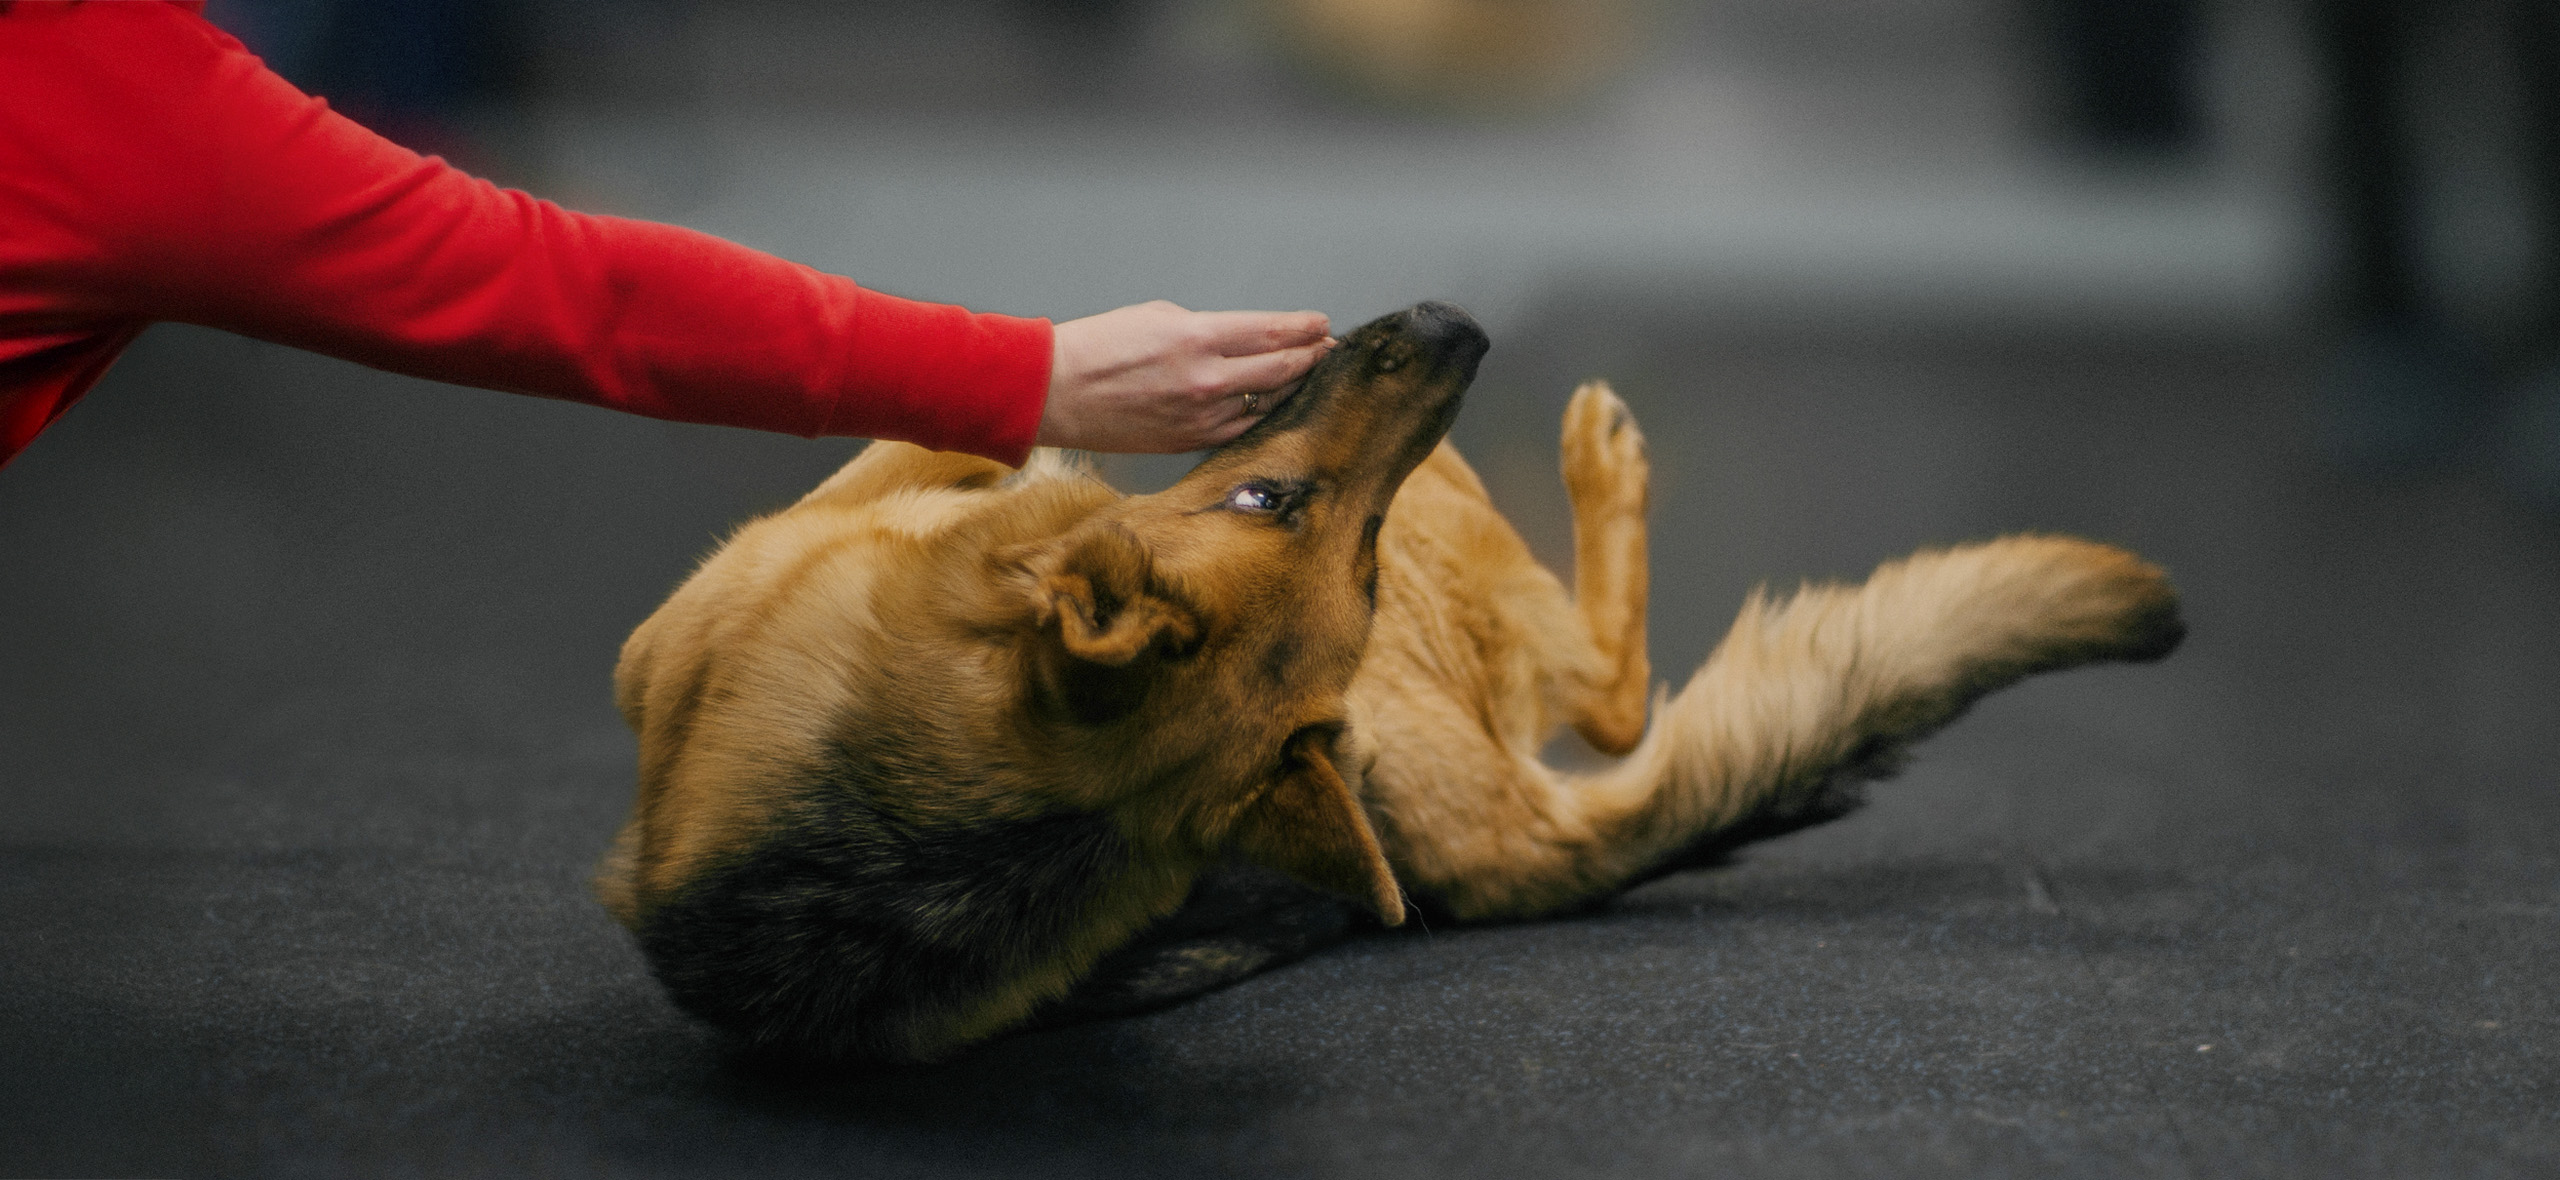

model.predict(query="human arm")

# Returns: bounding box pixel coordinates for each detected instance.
[2,2,1049,463]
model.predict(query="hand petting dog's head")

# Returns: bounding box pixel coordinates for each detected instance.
[1009,302,1488,923]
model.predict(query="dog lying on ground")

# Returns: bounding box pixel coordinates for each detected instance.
[596,302,2183,1063]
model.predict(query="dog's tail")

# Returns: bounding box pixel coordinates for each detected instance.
[1420,535,2182,920]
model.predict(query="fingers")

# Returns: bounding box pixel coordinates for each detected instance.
[1187,340,1332,399]
[1201,413,1260,447]
[1190,309,1333,356]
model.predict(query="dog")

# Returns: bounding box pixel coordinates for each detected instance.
[596,301,2183,1063]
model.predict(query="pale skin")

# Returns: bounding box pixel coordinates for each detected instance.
[1037,301,1337,453]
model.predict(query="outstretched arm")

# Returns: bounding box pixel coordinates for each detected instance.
[2,4,1338,466]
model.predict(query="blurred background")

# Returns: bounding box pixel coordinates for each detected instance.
[177,0,2560,498]
[215,0,2312,345]
[8,0,2546,825]
[6,2,2560,1175]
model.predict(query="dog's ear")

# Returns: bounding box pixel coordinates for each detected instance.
[1023,526,1201,724]
[1035,525,1200,666]
[1232,728,1405,926]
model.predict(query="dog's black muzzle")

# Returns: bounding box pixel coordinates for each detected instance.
[1404,300,1490,382]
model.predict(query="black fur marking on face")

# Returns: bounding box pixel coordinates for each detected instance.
[1260,635,1299,687]
[634,734,1129,1063]
[1246,372,1331,436]
[1056,655,1154,726]
[1358,514,1385,609]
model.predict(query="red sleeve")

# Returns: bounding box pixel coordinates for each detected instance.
[0,2,1051,465]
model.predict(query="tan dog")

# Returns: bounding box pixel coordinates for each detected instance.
[597,302,2182,1063]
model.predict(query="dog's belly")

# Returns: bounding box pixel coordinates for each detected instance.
[1343,444,1609,898]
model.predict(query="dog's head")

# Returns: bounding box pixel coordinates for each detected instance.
[1006,301,1487,924]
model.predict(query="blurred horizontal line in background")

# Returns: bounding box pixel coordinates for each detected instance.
[335,0,2329,337]
[532,108,2308,335]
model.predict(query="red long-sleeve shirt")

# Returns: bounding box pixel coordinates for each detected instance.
[0,1,1052,471]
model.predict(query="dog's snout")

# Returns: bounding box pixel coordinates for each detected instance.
[1405,301,1489,375]
[1406,301,1483,345]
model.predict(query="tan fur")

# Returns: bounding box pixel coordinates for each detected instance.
[598,446,1089,924]
[598,306,2179,1061]
[603,446,1212,1055]
[1350,385,2179,919]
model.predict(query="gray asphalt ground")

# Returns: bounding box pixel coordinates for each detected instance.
[4,300,2556,1177]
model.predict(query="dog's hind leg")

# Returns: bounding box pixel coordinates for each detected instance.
[1363,535,2183,921]
[1558,381,1652,755]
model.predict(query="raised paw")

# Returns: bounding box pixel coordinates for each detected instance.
[1560,379,1654,756]
[1561,380,1649,521]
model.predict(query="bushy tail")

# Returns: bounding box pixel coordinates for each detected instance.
[1429,535,2181,920]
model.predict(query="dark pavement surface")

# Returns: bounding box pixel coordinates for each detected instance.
[4,307,2557,1178]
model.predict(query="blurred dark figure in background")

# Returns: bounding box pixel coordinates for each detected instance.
[204,0,522,163]
[2311,0,2560,509]
[2034,0,2560,515]
[2038,0,2205,157]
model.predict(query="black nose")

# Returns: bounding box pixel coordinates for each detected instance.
[1405,301,1489,373]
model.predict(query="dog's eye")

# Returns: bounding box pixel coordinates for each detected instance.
[1226,483,1285,513]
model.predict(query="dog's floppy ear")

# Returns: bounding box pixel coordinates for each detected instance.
[1232,728,1406,926]
[1024,526,1201,724]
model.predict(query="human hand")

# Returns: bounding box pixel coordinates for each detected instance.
[1038,301,1334,453]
